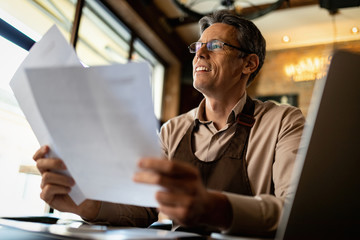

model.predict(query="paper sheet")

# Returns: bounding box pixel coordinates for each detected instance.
[10,25,161,207]
[25,64,161,207]
[10,25,86,204]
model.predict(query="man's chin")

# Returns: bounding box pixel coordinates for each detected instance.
[193,83,204,93]
[193,83,212,97]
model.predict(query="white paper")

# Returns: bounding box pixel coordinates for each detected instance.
[10,25,161,207]
[10,25,86,204]
[25,64,161,207]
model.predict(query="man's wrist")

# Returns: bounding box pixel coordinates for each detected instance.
[203,191,232,230]
[78,200,102,221]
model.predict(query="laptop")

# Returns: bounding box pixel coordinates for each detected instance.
[275,50,360,239]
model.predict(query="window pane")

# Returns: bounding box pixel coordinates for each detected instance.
[0,0,76,41]
[0,35,44,215]
[0,0,76,216]
[76,1,131,65]
[133,39,165,120]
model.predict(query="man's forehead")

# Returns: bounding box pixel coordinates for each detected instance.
[199,23,237,42]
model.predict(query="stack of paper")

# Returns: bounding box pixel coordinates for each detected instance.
[10,25,161,207]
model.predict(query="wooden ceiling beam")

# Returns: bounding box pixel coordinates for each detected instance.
[168,0,319,27]
[121,0,192,62]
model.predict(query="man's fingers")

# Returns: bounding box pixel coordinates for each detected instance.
[156,191,193,208]
[33,145,49,161]
[36,158,67,174]
[34,145,67,174]
[133,171,177,188]
[157,204,194,227]
[133,170,161,185]
[138,158,199,178]
[41,172,75,189]
[133,171,197,193]
[135,158,202,194]
[40,184,71,204]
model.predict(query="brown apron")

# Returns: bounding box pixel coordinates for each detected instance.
[171,96,256,234]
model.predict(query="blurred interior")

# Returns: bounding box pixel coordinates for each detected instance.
[0,0,359,218]
[103,0,360,120]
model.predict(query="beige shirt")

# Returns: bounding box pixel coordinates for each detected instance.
[93,93,305,236]
[160,93,305,235]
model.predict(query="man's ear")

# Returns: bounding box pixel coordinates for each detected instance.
[242,54,259,75]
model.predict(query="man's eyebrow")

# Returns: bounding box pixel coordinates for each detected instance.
[197,38,219,43]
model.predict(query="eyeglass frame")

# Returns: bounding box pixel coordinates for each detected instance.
[188,39,252,54]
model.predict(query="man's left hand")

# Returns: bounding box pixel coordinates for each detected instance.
[133,158,232,229]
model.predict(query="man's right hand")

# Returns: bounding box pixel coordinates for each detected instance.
[33,145,101,220]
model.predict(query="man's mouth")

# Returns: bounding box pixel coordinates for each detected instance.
[195,66,211,72]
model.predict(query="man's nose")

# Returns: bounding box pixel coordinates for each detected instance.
[195,43,209,59]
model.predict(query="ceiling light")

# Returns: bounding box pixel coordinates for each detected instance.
[351,26,359,34]
[282,35,290,43]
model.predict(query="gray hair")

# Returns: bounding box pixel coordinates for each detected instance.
[199,10,266,85]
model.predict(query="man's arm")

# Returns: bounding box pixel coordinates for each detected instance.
[134,158,232,230]
[34,145,158,227]
[223,105,305,236]
[86,201,158,227]
[34,146,101,220]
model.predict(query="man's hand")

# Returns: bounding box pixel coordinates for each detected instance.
[133,158,232,230]
[33,145,101,220]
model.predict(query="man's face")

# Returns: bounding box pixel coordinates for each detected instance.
[192,23,247,98]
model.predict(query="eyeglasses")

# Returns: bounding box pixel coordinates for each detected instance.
[188,39,250,54]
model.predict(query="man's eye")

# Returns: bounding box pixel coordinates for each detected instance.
[211,43,221,50]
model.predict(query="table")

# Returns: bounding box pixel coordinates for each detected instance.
[0,216,267,240]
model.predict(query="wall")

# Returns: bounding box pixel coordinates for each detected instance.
[247,40,360,116]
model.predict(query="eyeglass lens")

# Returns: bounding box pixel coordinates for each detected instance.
[190,40,223,53]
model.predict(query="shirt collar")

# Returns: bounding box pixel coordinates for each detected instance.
[195,98,210,126]
[194,92,248,126]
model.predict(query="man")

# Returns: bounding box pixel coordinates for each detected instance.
[33,10,305,237]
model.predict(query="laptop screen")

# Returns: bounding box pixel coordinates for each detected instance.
[276,50,360,239]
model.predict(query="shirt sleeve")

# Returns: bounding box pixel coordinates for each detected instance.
[223,106,305,236]
[223,193,283,236]
[86,201,158,228]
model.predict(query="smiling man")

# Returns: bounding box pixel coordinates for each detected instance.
[33,10,305,237]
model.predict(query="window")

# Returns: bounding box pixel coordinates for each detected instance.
[0,0,165,217]
[132,39,165,119]
[0,35,44,216]
[77,0,165,119]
